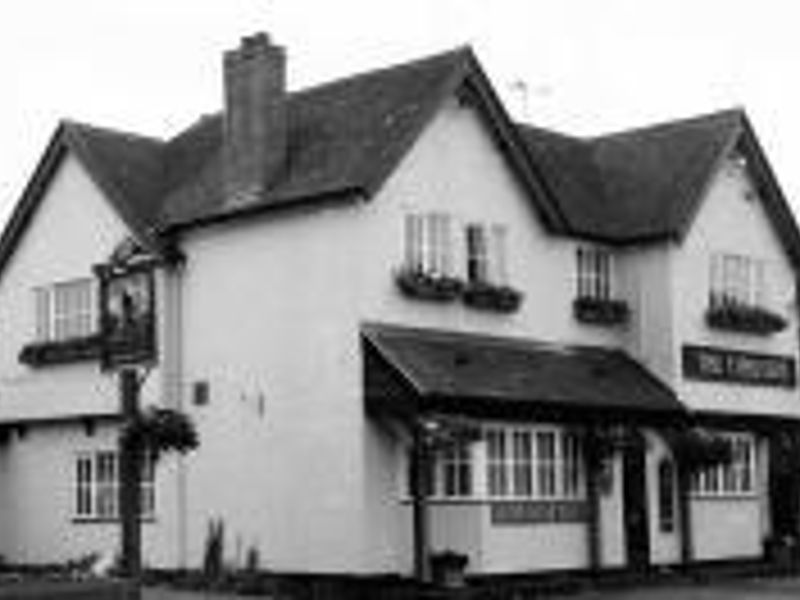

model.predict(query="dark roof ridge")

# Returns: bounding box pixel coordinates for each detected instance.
[590,107,744,142]
[290,45,473,100]
[61,118,165,146]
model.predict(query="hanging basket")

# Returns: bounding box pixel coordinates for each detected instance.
[121,407,199,460]
[669,427,733,470]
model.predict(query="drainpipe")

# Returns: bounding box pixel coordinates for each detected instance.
[411,419,431,583]
[160,255,188,568]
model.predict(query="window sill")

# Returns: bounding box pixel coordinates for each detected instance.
[705,305,787,335]
[71,516,156,524]
[19,335,102,367]
[462,282,524,313]
[573,297,630,326]
[394,268,463,302]
[689,492,758,501]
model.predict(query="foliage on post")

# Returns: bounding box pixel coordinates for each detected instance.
[121,406,199,461]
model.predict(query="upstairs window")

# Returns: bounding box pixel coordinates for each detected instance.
[35,278,96,342]
[404,212,453,277]
[574,247,629,325]
[709,253,766,309]
[576,247,613,300]
[465,223,507,286]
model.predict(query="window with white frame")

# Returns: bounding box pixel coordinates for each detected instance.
[441,442,472,498]
[487,427,585,500]
[576,247,614,300]
[35,278,96,342]
[404,212,453,277]
[74,451,155,520]
[465,223,508,286]
[691,434,756,497]
[709,253,768,309]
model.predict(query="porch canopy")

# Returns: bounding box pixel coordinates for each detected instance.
[363,323,685,423]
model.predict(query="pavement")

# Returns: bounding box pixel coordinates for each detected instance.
[141,577,800,599]
[555,577,800,599]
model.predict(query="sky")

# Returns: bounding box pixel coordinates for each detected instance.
[1,0,800,223]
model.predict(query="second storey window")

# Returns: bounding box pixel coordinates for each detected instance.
[404,212,453,277]
[709,253,766,309]
[35,278,96,342]
[574,247,629,325]
[706,253,786,334]
[576,247,613,300]
[465,223,507,286]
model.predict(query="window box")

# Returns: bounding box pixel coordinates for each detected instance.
[573,296,629,325]
[462,282,523,313]
[19,334,103,367]
[705,304,787,335]
[394,267,463,302]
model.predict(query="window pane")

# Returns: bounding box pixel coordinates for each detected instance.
[562,433,583,498]
[466,224,487,284]
[512,430,532,496]
[487,429,508,497]
[536,431,556,498]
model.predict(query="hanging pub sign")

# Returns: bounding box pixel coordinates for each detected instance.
[682,344,797,388]
[96,259,157,371]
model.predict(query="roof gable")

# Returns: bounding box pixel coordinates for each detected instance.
[519,109,800,269]
[0,122,165,279]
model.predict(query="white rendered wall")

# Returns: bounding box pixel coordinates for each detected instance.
[174,97,630,575]
[0,153,177,565]
[0,155,130,421]
[0,421,172,566]
[673,161,800,417]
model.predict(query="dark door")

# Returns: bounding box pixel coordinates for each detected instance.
[769,432,800,540]
[622,431,650,571]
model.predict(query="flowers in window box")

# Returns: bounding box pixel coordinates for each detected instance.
[705,303,787,335]
[462,281,524,313]
[394,267,463,302]
[573,296,630,325]
[19,334,103,367]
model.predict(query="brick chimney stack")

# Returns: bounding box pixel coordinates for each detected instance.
[223,33,287,206]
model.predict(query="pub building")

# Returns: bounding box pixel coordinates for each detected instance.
[0,33,798,580]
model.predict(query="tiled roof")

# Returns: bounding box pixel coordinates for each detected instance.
[519,110,744,241]
[363,323,683,418]
[5,45,800,267]
[159,47,478,225]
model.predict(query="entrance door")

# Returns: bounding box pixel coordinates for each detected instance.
[622,431,650,571]
[769,432,800,540]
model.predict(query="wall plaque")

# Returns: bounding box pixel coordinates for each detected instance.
[682,344,797,388]
[490,501,589,525]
